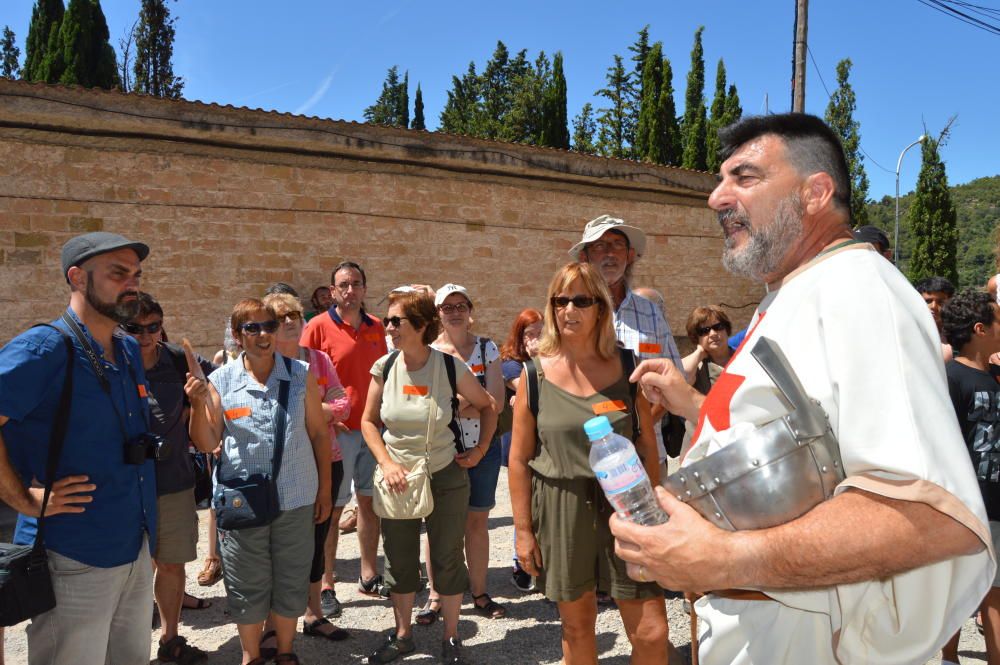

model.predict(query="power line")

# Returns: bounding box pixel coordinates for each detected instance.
[916,0,1000,35]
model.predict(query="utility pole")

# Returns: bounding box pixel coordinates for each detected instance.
[792,0,808,112]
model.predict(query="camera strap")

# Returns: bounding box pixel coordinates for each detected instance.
[59,312,135,445]
[26,324,76,553]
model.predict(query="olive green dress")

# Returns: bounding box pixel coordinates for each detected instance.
[527,357,661,603]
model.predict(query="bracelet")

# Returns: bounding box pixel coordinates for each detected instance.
[475,446,485,460]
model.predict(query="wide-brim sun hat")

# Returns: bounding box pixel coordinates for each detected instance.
[568,215,647,258]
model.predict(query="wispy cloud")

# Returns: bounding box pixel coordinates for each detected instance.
[294,66,340,116]
[377,0,410,27]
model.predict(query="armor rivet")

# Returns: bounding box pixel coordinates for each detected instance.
[679,475,686,483]
[685,490,692,497]
[821,466,828,473]
[714,512,722,519]
[677,495,684,501]
[693,471,700,479]
[714,477,721,484]
[699,484,706,491]
[794,430,800,437]
[752,459,760,466]
[833,461,840,467]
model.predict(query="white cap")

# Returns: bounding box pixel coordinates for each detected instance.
[568,214,647,258]
[434,283,471,307]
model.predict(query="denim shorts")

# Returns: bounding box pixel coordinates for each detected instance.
[468,439,502,512]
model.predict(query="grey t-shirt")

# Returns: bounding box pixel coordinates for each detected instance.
[146,344,215,496]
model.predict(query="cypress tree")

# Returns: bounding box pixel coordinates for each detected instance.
[57,0,119,89]
[396,71,410,128]
[1,27,20,78]
[907,126,958,285]
[440,62,483,136]
[24,0,65,83]
[658,58,682,166]
[723,83,742,126]
[364,65,407,127]
[411,83,426,130]
[595,54,635,159]
[705,59,727,172]
[134,0,183,98]
[634,41,663,162]
[572,103,597,154]
[681,26,708,170]
[539,51,569,149]
[824,58,870,226]
[628,25,651,146]
[506,50,546,143]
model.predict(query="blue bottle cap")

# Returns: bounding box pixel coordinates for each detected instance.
[583,415,613,441]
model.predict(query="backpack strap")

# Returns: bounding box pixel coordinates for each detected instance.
[618,346,640,440]
[381,349,401,383]
[476,337,489,388]
[442,353,464,454]
[525,357,540,419]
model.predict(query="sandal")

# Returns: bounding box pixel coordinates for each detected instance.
[197,557,222,587]
[182,592,212,610]
[303,617,350,641]
[339,507,358,534]
[156,635,207,664]
[471,592,506,618]
[259,629,278,660]
[274,654,301,665]
[415,598,441,626]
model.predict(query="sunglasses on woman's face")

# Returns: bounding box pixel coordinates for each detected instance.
[276,311,303,323]
[239,320,279,335]
[438,302,470,315]
[121,321,162,335]
[696,322,729,337]
[382,316,409,328]
[551,295,598,309]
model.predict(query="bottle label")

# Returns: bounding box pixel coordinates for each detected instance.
[594,453,645,494]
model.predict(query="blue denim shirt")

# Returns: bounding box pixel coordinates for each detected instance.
[1,308,157,567]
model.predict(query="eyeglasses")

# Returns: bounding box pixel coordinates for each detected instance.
[696,322,729,337]
[121,321,162,335]
[551,296,599,309]
[587,239,629,255]
[334,280,365,292]
[438,303,470,315]
[276,311,303,322]
[239,320,280,335]
[382,316,409,328]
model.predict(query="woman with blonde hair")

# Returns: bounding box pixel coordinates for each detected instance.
[508,262,670,665]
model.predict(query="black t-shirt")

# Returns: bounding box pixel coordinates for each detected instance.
[146,344,215,496]
[946,360,1000,520]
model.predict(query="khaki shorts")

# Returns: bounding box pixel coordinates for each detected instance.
[154,488,199,564]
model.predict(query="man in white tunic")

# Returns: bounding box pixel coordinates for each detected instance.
[611,113,996,665]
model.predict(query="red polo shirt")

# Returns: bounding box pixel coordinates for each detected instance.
[300,306,387,431]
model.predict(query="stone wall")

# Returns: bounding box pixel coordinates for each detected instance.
[0,79,760,356]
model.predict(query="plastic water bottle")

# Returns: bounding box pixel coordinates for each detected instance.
[585,415,668,525]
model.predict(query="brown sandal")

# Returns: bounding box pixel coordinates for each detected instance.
[197,557,222,587]
[339,507,358,534]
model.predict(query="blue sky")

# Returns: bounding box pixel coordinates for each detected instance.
[3,0,997,199]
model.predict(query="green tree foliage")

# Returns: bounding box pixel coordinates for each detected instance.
[539,52,569,149]
[705,59,728,172]
[659,58,682,165]
[24,0,65,82]
[824,58,869,226]
[724,84,742,126]
[440,62,483,135]
[628,25,650,141]
[364,65,410,127]
[572,102,597,154]
[595,54,635,159]
[681,26,708,170]
[56,0,119,88]
[505,50,547,143]
[411,83,425,130]
[634,41,663,162]
[134,0,183,98]
[1,27,20,78]
[907,127,958,285]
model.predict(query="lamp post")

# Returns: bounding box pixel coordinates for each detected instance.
[894,135,926,264]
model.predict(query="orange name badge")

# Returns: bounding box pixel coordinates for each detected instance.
[224,407,252,420]
[592,400,627,415]
[469,364,485,374]
[402,385,429,396]
[137,384,148,398]
[638,342,662,354]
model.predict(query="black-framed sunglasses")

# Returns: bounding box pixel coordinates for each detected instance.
[239,320,280,335]
[551,295,599,309]
[696,321,729,336]
[382,316,409,328]
[121,321,162,335]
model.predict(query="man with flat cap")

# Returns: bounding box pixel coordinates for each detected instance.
[0,232,159,664]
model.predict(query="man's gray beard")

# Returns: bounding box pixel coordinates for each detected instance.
[721,194,804,281]
[85,274,140,323]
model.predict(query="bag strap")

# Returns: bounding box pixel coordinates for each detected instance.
[442,353,465,455]
[381,349,400,383]
[476,337,489,388]
[28,324,76,553]
[618,346,640,440]
[525,357,540,419]
[270,355,293,481]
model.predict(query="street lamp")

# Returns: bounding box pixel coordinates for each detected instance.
[894,134,926,264]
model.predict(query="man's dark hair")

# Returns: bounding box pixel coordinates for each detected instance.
[331,261,367,287]
[914,276,956,298]
[942,289,995,351]
[130,291,168,342]
[264,282,299,297]
[853,225,890,254]
[719,113,852,214]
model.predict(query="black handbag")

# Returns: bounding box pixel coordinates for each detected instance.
[0,324,75,626]
[213,356,291,530]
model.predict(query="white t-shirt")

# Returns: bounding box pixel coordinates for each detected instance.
[431,337,499,450]
[686,245,996,665]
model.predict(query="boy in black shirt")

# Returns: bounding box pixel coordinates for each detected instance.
[942,289,1000,664]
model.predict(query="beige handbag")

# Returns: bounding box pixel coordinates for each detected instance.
[372,354,436,520]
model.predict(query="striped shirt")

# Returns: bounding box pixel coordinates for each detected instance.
[209,352,319,511]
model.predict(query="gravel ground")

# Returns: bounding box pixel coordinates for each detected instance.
[2,467,988,664]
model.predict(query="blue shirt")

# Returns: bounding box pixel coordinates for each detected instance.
[209,353,318,512]
[614,290,683,367]
[1,308,157,567]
